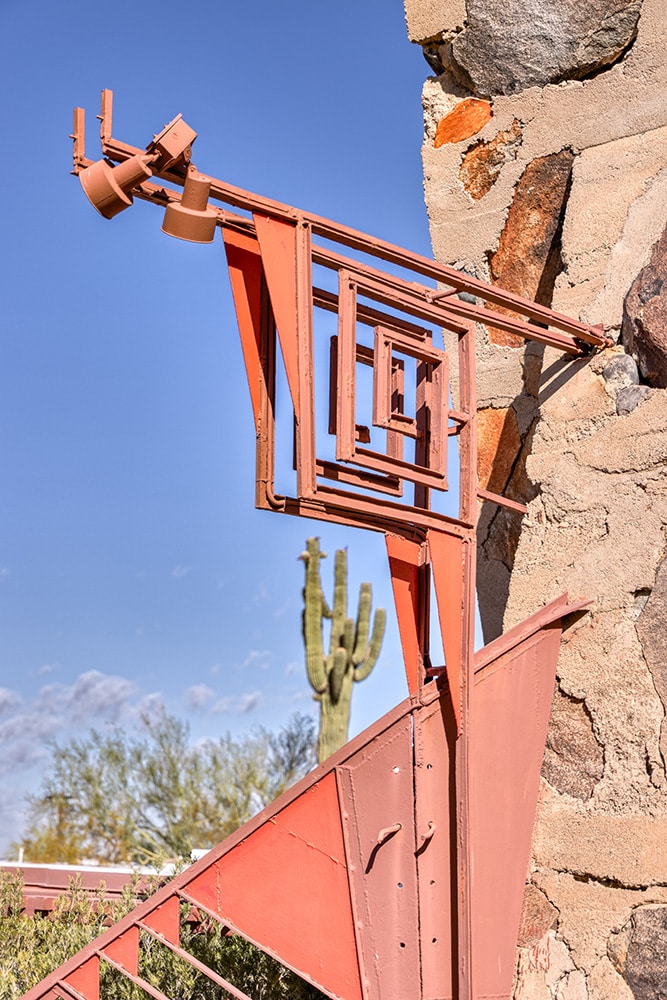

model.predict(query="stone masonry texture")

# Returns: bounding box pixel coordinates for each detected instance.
[404,0,667,995]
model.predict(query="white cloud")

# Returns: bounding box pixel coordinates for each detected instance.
[137,692,166,717]
[0,671,138,781]
[70,671,135,722]
[0,689,21,716]
[38,663,56,677]
[237,649,271,671]
[211,690,262,715]
[186,684,215,710]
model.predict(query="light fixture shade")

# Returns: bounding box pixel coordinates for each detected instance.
[79,153,154,219]
[162,167,217,243]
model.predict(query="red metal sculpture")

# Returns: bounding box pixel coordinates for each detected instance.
[21,92,607,1000]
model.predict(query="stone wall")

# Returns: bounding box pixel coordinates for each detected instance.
[404,1,667,996]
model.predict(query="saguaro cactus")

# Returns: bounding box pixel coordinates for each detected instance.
[300,537,386,763]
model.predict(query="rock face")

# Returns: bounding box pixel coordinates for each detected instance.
[446,0,642,97]
[622,223,667,387]
[433,97,492,146]
[405,0,667,995]
[636,556,667,762]
[489,149,574,346]
[608,906,667,998]
[458,119,522,200]
[542,687,604,801]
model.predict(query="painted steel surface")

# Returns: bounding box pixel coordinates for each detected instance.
[28,93,600,1000]
[21,597,581,1000]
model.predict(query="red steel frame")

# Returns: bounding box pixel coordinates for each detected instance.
[21,92,604,1000]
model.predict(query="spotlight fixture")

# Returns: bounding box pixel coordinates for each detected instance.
[148,114,198,172]
[79,152,155,219]
[161,165,218,243]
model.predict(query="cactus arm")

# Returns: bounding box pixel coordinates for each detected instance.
[329,549,348,656]
[354,607,386,682]
[343,617,355,658]
[301,537,386,762]
[352,583,372,665]
[301,539,328,694]
[329,646,348,704]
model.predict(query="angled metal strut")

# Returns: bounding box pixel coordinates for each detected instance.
[20,91,601,1000]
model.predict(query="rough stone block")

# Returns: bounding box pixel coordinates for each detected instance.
[446,0,642,97]
[433,97,492,146]
[608,906,667,999]
[489,149,574,346]
[533,805,667,888]
[553,127,667,329]
[517,884,558,947]
[542,686,603,800]
[458,119,522,200]
[622,222,667,387]
[404,0,465,43]
[616,383,651,413]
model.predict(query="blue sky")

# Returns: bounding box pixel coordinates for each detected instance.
[0,0,435,851]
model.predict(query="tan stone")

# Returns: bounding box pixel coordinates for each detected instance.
[533,868,667,973]
[408,0,667,995]
[553,127,667,328]
[515,932,576,999]
[534,809,667,888]
[570,389,667,473]
[587,961,634,1000]
[433,98,493,147]
[404,0,466,43]
[421,0,667,282]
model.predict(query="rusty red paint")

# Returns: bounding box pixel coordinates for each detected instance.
[222,228,265,431]
[32,90,604,1000]
[187,770,363,1000]
[385,534,423,694]
[141,896,180,946]
[428,530,465,734]
[337,717,420,999]
[103,927,139,976]
[63,958,99,1000]
[253,213,303,421]
[471,624,562,996]
[22,594,581,1000]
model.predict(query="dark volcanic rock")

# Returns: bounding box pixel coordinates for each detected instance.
[608,906,667,999]
[616,384,651,414]
[622,223,667,387]
[446,0,642,97]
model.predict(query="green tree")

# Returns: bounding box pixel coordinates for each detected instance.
[15,710,316,866]
[301,538,386,762]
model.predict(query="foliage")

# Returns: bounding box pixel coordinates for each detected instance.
[0,870,140,1000]
[0,872,325,1000]
[301,538,386,762]
[14,710,316,865]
